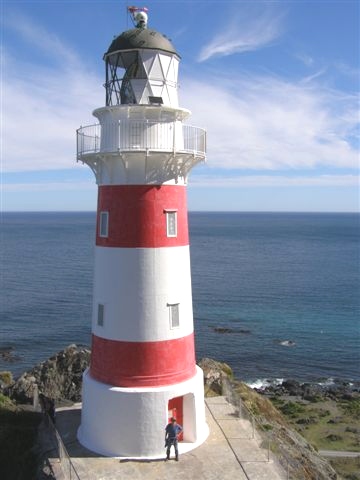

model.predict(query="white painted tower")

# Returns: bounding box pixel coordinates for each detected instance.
[77,7,208,457]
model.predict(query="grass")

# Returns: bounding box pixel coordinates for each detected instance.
[0,401,42,480]
[279,401,306,417]
[341,399,360,417]
[271,397,360,453]
[0,392,15,409]
[233,383,288,427]
[329,458,360,480]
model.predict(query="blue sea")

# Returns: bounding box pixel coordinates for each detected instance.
[1,212,359,386]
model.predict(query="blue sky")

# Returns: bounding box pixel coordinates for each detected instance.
[1,0,359,212]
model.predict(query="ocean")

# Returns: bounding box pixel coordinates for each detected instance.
[1,212,359,386]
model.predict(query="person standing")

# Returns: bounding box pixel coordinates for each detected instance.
[165,417,182,461]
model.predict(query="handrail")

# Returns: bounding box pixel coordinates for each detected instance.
[76,120,206,159]
[46,414,81,480]
[222,377,292,479]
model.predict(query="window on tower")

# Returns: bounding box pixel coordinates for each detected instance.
[97,304,105,327]
[165,210,177,237]
[99,211,109,237]
[168,303,180,329]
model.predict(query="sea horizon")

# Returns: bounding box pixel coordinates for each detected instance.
[2,210,359,214]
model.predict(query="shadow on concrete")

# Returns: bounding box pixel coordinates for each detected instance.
[120,458,166,464]
[55,408,105,458]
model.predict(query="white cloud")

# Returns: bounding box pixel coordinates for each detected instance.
[189,174,359,188]
[5,13,79,67]
[2,17,103,173]
[3,181,96,192]
[198,10,283,62]
[300,68,327,84]
[334,62,360,78]
[181,74,359,171]
[2,13,359,187]
[296,53,315,67]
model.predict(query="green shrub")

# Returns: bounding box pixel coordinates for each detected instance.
[280,401,306,417]
[0,371,13,386]
[0,393,14,409]
[341,399,360,417]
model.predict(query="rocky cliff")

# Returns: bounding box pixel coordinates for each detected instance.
[6,344,90,404]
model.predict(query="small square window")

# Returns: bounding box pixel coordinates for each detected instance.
[99,211,109,238]
[168,303,180,329]
[97,304,104,326]
[166,211,177,237]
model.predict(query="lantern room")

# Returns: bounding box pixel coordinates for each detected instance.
[104,9,180,108]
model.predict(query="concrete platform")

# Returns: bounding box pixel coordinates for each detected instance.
[45,396,287,480]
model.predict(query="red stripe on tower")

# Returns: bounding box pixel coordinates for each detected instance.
[90,334,196,387]
[96,185,189,248]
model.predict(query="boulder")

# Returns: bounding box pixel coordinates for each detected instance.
[213,327,234,334]
[10,344,90,404]
[281,379,303,396]
[302,383,324,402]
[0,347,20,363]
[198,358,233,395]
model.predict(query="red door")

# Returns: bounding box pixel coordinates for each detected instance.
[168,396,183,441]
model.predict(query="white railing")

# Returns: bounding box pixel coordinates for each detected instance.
[76,120,206,159]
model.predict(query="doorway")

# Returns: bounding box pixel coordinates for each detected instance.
[168,396,183,441]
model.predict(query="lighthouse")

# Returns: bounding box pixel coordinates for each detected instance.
[76,7,208,457]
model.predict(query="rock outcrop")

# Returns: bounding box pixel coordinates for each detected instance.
[255,378,359,402]
[8,344,90,404]
[198,357,233,396]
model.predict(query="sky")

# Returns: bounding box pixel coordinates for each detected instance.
[1,0,359,212]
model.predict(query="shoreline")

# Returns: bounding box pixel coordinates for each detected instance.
[2,344,360,389]
[245,376,360,393]
[2,366,360,393]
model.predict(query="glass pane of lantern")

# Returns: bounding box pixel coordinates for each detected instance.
[167,58,179,84]
[148,54,164,80]
[140,50,155,76]
[159,54,172,78]
[131,79,148,103]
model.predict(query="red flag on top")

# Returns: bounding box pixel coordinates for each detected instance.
[128,6,148,14]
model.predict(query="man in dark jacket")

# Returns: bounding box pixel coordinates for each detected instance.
[165,417,182,461]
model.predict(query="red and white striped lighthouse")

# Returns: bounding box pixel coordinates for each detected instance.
[77,7,208,457]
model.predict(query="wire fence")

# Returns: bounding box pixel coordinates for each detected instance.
[221,376,293,479]
[44,415,81,480]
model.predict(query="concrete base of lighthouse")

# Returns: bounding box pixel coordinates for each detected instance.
[78,366,209,458]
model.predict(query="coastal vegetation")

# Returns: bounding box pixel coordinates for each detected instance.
[270,395,360,479]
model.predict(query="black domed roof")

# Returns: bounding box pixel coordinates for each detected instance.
[104,28,178,60]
